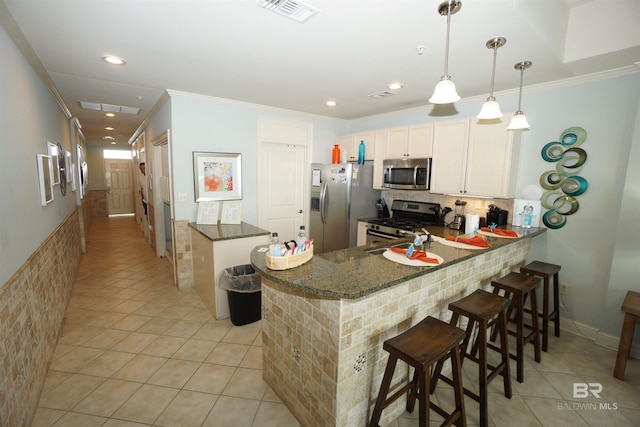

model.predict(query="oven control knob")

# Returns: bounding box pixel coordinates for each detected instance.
[395,230,401,235]
[374,225,379,230]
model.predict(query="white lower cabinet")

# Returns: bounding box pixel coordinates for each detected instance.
[191,229,269,319]
[431,114,522,198]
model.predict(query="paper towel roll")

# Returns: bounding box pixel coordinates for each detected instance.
[465,213,480,234]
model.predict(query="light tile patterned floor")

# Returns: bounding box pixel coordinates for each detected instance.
[33,216,639,426]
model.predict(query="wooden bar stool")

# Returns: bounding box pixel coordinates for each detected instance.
[430,289,512,427]
[490,272,542,383]
[368,316,467,427]
[520,261,562,352]
[614,291,640,380]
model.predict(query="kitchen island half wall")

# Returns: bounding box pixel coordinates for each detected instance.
[251,227,545,427]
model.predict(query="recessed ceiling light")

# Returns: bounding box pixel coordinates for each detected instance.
[105,112,115,117]
[110,141,117,145]
[105,126,115,131]
[102,55,126,65]
[388,82,404,90]
[326,100,337,107]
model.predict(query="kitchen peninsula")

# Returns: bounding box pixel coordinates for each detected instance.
[250,226,546,427]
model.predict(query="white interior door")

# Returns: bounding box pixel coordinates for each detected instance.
[257,117,311,241]
[105,159,134,215]
[259,142,306,240]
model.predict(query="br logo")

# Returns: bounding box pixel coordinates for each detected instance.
[573,382,602,398]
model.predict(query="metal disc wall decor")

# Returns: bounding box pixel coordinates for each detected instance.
[539,126,588,229]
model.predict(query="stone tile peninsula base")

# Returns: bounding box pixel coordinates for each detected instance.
[260,239,531,427]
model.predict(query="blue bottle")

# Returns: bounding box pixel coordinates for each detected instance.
[358,140,365,164]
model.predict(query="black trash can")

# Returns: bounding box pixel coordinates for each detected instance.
[219,264,262,326]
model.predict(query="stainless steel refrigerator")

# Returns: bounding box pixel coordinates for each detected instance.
[310,163,380,253]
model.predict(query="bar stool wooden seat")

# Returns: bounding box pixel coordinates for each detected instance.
[490,272,542,383]
[430,289,512,427]
[520,261,562,352]
[614,291,640,380]
[368,316,467,427]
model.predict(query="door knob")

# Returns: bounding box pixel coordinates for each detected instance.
[298,209,303,214]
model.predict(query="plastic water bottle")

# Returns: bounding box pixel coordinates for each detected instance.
[358,140,365,164]
[296,226,307,246]
[523,204,533,229]
[269,232,281,256]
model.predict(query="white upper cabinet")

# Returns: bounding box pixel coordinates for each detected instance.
[430,119,470,195]
[337,131,375,162]
[372,130,387,189]
[430,114,522,198]
[465,115,522,198]
[383,124,433,159]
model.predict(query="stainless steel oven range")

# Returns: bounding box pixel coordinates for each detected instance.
[364,200,441,245]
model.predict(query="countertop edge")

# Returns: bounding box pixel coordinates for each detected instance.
[189,222,270,242]
[252,227,546,300]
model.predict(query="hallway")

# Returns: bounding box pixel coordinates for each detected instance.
[31,216,639,426]
[32,216,300,427]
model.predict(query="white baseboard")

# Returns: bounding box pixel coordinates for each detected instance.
[559,316,640,359]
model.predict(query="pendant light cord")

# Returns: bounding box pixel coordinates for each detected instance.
[443,7,452,77]
[489,45,497,98]
[516,67,524,111]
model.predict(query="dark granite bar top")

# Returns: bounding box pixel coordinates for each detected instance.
[189,222,270,242]
[251,226,546,300]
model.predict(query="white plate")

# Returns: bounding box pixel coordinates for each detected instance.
[382,249,444,266]
[431,235,487,250]
[477,229,520,239]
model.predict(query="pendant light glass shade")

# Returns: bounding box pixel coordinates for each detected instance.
[477,37,506,119]
[507,61,533,130]
[477,97,502,119]
[430,76,460,104]
[429,0,462,104]
[507,112,530,130]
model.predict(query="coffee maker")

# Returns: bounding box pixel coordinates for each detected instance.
[449,200,467,230]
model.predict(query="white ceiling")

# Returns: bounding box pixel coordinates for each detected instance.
[2,0,639,147]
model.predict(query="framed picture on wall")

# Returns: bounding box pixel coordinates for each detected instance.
[37,154,54,206]
[193,152,242,202]
[66,152,72,183]
[47,142,60,185]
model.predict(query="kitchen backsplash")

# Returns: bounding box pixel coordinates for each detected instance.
[382,190,514,225]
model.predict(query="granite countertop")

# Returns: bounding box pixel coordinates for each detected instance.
[189,222,270,242]
[251,226,546,300]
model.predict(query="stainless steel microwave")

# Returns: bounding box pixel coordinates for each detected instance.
[382,158,432,190]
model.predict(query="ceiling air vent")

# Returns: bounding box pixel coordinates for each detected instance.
[368,91,396,99]
[79,101,141,115]
[257,0,319,23]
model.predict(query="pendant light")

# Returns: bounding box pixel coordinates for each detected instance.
[477,37,506,119]
[508,61,533,130]
[429,0,462,104]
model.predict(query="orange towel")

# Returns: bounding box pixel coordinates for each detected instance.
[480,227,519,237]
[390,247,440,264]
[445,235,491,248]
